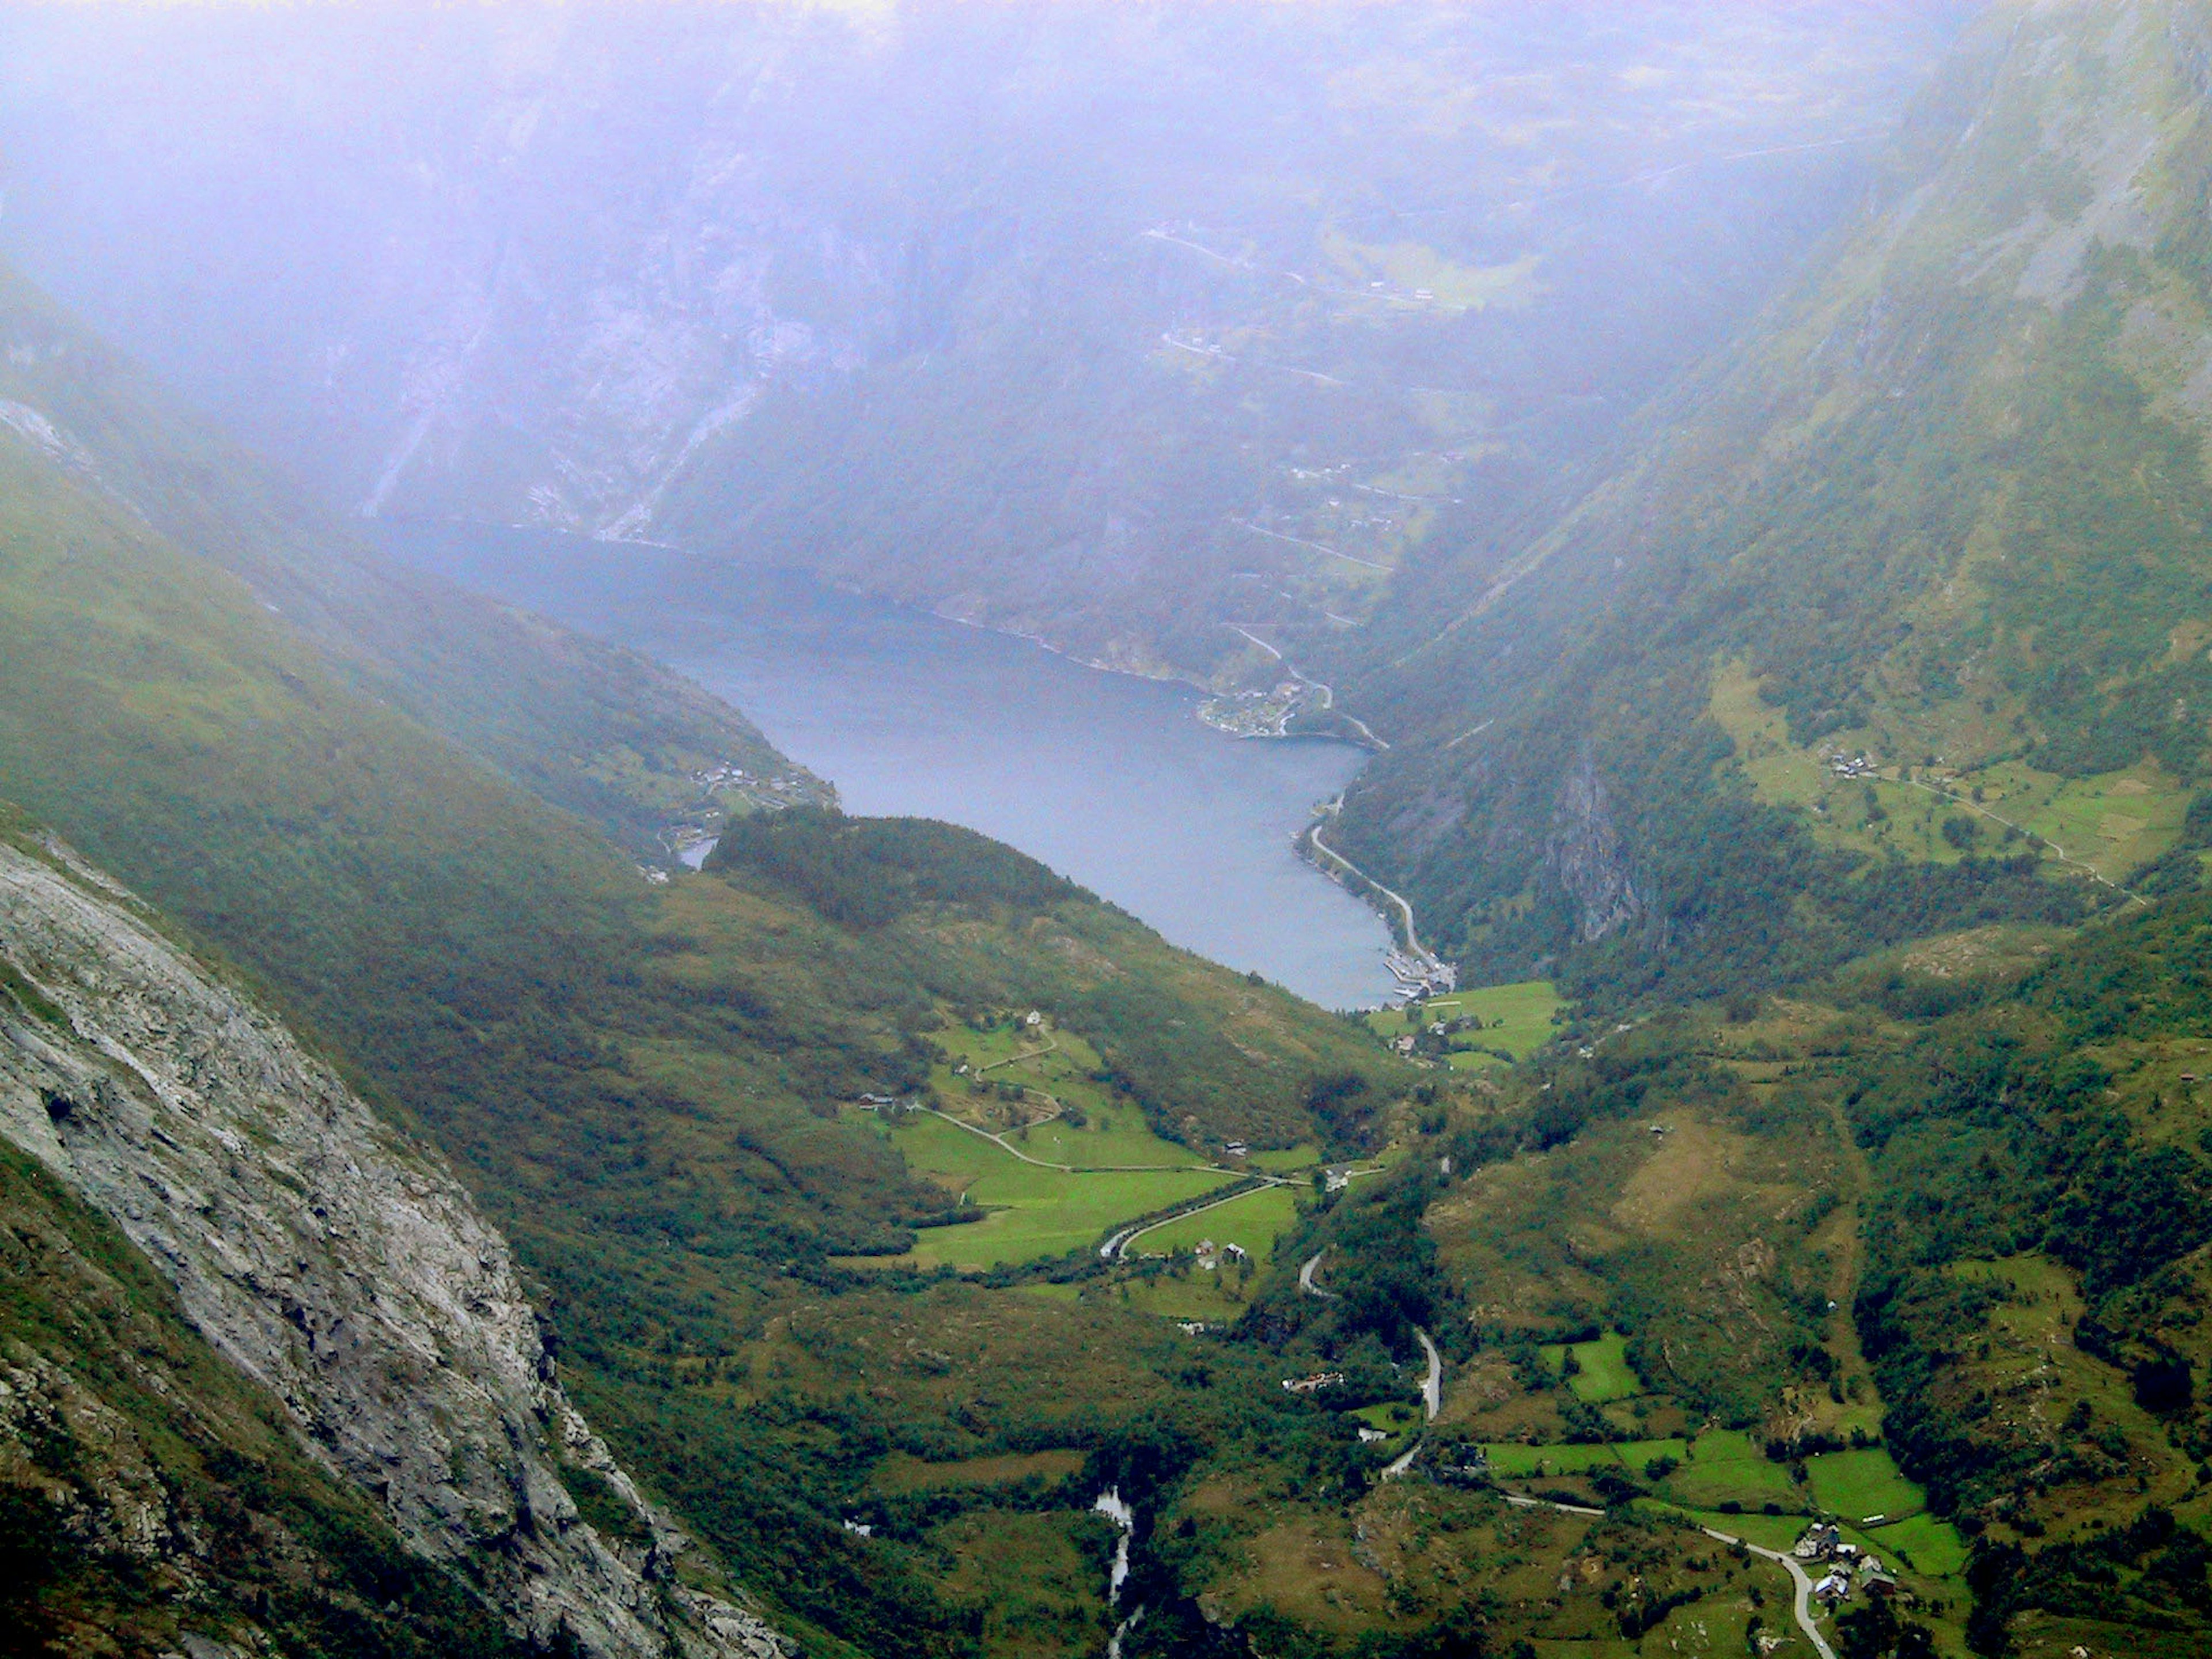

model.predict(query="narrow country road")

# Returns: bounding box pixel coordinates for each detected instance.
[1415,1328,1442,1421]
[1378,1327,1443,1479]
[1298,1249,1338,1298]
[921,1107,1213,1175]
[1498,1494,1836,1658]
[1107,1176,1290,1260]
[1700,1528,1838,1659]
[1306,819,1426,957]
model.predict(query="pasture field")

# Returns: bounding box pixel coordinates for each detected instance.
[1353,1400,1422,1450]
[1709,658,2192,880]
[1664,1506,1806,1553]
[1868,1513,1970,1578]
[852,1105,1233,1268]
[1134,1183,1301,1263]
[1248,1145,1321,1172]
[1000,1104,1203,1169]
[1482,1438,1687,1479]
[1805,1448,1924,1522]
[930,1013,1214,1166]
[1541,1331,1639,1403]
[1481,1442,1627,1478]
[1108,1272,1245,1321]
[1654,1430,1798,1512]
[1366,980,1562,1069]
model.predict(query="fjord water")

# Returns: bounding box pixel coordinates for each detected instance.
[384,526,1396,1009]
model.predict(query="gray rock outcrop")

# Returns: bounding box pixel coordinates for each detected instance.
[0,827,786,1659]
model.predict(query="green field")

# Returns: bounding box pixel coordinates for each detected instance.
[1366,979,1562,1069]
[1354,1400,1423,1449]
[1540,1331,1640,1403]
[1654,1430,1800,1511]
[1483,1438,1687,1479]
[1663,1506,1809,1553]
[1247,1145,1321,1172]
[930,1016,1219,1167]
[1865,1513,1969,1578]
[854,1109,1234,1268]
[1132,1183,1301,1264]
[1481,1442,1622,1478]
[1109,1273,1245,1321]
[1805,1448,1925,1523]
[1004,1107,1204,1169]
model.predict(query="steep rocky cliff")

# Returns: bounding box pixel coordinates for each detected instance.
[0,817,787,1659]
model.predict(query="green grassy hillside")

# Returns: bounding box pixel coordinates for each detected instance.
[1337,0,2212,1009]
[0,259,822,858]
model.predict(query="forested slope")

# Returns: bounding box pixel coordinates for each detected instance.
[1336,0,2212,1007]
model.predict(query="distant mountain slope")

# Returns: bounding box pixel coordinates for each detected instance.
[0,0,1961,684]
[1335,0,2212,1002]
[0,260,824,860]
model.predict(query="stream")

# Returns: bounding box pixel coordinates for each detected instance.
[1093,1487,1141,1657]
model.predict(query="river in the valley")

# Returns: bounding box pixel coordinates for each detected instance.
[378,525,1397,1009]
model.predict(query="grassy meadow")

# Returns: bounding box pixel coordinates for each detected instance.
[1363,978,1563,1070]
[846,1107,1233,1268]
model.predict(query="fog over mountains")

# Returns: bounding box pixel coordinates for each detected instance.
[14,6,2212,1659]
[2,1,1962,678]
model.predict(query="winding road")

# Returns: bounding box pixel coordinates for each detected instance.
[1103,1176,1289,1260]
[1498,1494,1836,1659]
[1298,1248,1338,1298]
[1305,817,1427,957]
[1700,1529,1837,1659]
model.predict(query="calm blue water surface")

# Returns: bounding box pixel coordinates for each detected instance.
[382,526,1396,1009]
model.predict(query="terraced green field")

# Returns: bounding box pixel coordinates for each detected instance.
[1003,1108,1199,1169]
[1866,1513,1969,1578]
[1482,1437,1687,1479]
[1655,1430,1800,1511]
[1540,1331,1639,1403]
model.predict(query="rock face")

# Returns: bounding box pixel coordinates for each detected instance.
[0,825,786,1659]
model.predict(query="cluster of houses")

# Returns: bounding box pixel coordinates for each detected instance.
[1199,681,1312,740]
[1281,1372,1346,1395]
[1190,1238,1250,1272]
[1825,752,1880,780]
[1793,1523,1896,1604]
[687,759,815,811]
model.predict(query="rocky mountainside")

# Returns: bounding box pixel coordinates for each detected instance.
[0,815,789,1658]
[0,0,1964,683]
[1333,0,2212,1003]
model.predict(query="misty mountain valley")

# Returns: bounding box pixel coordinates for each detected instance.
[5,5,2212,1659]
